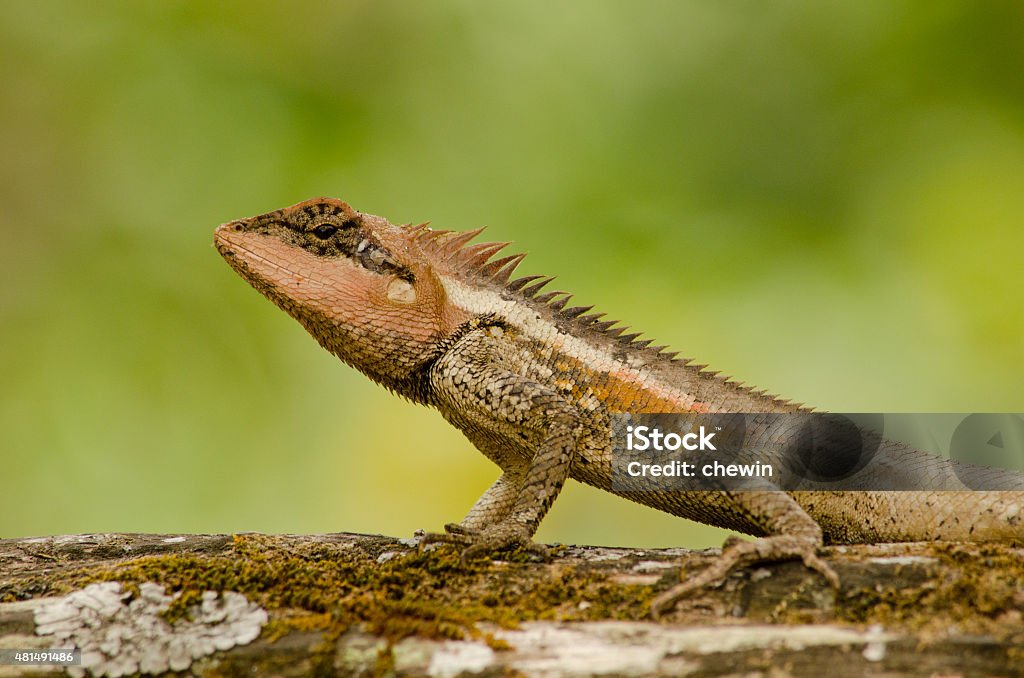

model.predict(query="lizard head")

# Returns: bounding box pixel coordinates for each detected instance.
[214,197,471,397]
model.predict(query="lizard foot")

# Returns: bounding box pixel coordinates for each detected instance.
[650,535,840,619]
[419,522,549,562]
[440,522,479,537]
[416,522,482,546]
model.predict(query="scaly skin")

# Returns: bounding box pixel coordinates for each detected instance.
[214,197,1023,616]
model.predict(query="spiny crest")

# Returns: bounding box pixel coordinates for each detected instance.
[407,223,686,362]
[405,223,805,409]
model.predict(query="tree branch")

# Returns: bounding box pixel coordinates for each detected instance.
[1,533,1022,676]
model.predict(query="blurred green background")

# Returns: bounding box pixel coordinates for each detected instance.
[2,1,1022,547]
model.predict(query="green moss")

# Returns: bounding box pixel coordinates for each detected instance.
[833,543,1024,642]
[65,535,652,647]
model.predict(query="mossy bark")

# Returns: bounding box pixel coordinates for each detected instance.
[1,533,1022,676]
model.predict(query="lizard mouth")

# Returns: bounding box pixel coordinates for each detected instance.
[213,223,325,323]
[213,224,248,276]
[213,223,282,293]
[214,229,313,329]
[213,222,241,257]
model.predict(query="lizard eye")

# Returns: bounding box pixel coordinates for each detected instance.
[311,223,337,240]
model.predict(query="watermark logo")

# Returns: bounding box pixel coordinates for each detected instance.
[609,413,1024,492]
[626,424,717,451]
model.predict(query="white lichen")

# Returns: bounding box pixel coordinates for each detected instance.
[34,582,267,677]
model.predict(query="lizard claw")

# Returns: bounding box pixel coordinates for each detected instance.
[419,522,548,561]
[650,536,840,619]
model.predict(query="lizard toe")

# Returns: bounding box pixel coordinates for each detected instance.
[417,530,471,550]
[801,551,840,589]
[454,523,545,562]
[443,522,480,537]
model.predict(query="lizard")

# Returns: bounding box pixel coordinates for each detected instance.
[213,196,1024,616]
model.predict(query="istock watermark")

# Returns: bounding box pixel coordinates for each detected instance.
[609,413,1024,492]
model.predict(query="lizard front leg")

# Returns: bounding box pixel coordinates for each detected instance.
[423,327,580,560]
[651,491,840,618]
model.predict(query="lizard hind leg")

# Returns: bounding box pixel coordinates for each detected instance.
[651,491,840,619]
